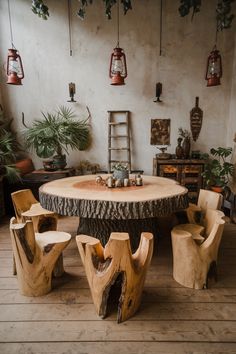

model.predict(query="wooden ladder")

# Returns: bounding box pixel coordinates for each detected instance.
[108,110,131,173]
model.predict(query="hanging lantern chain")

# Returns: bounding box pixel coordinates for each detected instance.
[68,0,72,56]
[7,0,15,49]
[159,0,163,56]
[117,0,120,47]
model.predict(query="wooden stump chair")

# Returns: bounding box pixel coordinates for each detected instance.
[171,209,225,289]
[11,189,58,233]
[186,189,223,224]
[10,217,71,296]
[76,232,153,323]
[11,189,65,276]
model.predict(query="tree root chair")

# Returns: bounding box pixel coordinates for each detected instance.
[76,232,153,323]
[174,189,224,244]
[11,189,63,276]
[11,189,58,233]
[171,209,225,289]
[10,217,71,296]
[186,189,223,224]
[175,189,223,226]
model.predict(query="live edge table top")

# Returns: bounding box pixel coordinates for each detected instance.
[39,175,188,220]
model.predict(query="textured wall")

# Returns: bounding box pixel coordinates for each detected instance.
[0,0,235,174]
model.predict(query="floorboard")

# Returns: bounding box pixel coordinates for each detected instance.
[0,215,236,353]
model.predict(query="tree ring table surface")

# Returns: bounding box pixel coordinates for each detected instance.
[39,175,188,247]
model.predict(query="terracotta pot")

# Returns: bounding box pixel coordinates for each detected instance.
[211,186,223,193]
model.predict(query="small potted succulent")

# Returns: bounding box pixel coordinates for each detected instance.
[112,162,129,181]
[202,147,234,192]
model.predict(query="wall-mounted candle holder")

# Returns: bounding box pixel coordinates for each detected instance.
[153,82,162,103]
[68,82,76,102]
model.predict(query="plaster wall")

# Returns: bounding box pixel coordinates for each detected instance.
[0,0,235,174]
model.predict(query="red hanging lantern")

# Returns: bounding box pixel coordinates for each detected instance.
[205,45,222,87]
[109,47,127,85]
[6,48,24,85]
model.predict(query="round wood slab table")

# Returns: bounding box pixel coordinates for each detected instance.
[39,175,188,249]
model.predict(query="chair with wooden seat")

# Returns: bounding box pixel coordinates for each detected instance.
[76,231,153,323]
[11,189,63,276]
[10,217,71,296]
[186,189,223,224]
[11,189,58,233]
[171,209,225,289]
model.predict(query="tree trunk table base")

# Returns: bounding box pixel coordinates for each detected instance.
[77,217,159,250]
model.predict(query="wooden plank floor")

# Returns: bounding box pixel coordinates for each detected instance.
[0,216,236,354]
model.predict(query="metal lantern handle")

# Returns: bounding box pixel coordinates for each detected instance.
[109,52,114,78]
[17,53,24,79]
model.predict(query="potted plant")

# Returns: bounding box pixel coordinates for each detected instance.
[112,162,129,181]
[0,130,20,182]
[24,106,90,170]
[202,147,234,192]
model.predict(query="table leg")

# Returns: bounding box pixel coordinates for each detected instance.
[77,217,159,250]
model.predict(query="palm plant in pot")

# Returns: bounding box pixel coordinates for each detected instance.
[24,106,90,170]
[0,129,20,182]
[202,147,234,192]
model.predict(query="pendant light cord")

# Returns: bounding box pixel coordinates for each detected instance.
[68,0,72,56]
[159,0,163,56]
[7,0,15,48]
[117,0,120,47]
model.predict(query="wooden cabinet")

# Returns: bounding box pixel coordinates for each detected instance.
[153,158,205,202]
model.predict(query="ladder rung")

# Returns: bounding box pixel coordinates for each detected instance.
[110,160,130,164]
[108,110,130,113]
[110,135,129,138]
[109,122,127,126]
[109,148,129,151]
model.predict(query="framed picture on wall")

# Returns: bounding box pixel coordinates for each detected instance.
[150,119,171,145]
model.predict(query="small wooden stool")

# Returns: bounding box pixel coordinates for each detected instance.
[10,218,71,296]
[76,232,153,323]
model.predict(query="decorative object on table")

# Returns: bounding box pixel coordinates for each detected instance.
[155,146,172,160]
[150,119,170,146]
[175,137,184,159]
[109,1,127,85]
[23,106,90,171]
[205,45,222,87]
[153,82,163,102]
[67,82,76,102]
[76,231,153,322]
[112,162,129,182]
[6,0,24,85]
[135,173,143,186]
[190,97,203,141]
[178,127,191,159]
[202,146,234,192]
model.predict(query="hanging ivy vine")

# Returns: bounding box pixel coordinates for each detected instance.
[30,0,234,31]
